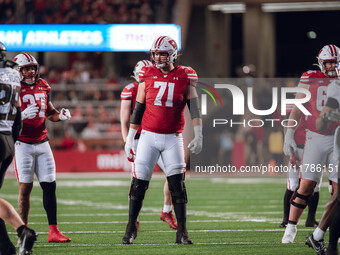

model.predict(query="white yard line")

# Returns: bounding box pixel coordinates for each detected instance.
[10,229,311,235]
[32,241,306,247]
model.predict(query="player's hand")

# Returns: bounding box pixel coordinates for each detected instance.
[323,109,340,122]
[124,143,135,162]
[283,128,297,157]
[22,104,39,120]
[188,126,203,154]
[124,128,137,161]
[289,152,301,169]
[59,108,71,121]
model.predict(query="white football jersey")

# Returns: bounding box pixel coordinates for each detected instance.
[326,80,340,106]
[0,67,21,132]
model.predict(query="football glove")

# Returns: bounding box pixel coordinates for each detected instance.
[289,152,301,169]
[283,128,297,157]
[124,128,137,162]
[22,104,39,120]
[188,125,203,154]
[59,108,71,121]
[322,109,340,123]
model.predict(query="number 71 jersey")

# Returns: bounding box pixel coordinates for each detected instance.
[139,65,198,134]
[19,78,51,143]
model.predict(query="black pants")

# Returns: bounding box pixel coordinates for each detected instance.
[0,133,14,189]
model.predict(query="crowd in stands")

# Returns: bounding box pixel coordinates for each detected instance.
[3,0,170,24]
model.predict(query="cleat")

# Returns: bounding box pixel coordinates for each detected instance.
[305,234,326,255]
[122,221,138,245]
[306,219,319,227]
[18,226,37,255]
[1,242,16,255]
[176,231,193,245]
[280,220,288,228]
[282,225,297,243]
[48,231,71,243]
[160,210,178,230]
[326,246,338,255]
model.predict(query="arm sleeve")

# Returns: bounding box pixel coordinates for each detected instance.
[12,107,22,141]
[130,102,145,125]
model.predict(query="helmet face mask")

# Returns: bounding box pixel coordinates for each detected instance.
[317,44,340,77]
[150,36,178,69]
[336,62,340,78]
[132,60,152,82]
[13,53,39,85]
[21,65,37,85]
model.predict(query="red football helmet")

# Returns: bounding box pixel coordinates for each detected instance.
[13,53,39,85]
[150,36,178,68]
[317,44,340,77]
[132,60,152,82]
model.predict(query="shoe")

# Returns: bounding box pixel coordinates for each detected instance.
[18,226,37,255]
[326,246,338,255]
[306,219,319,227]
[122,221,138,245]
[305,233,326,255]
[0,242,16,255]
[280,219,288,228]
[160,210,178,230]
[48,225,71,243]
[282,224,297,243]
[176,231,193,245]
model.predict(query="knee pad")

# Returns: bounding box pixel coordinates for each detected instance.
[129,177,149,202]
[290,191,311,209]
[40,181,56,194]
[167,173,188,204]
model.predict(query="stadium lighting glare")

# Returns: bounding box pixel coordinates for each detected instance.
[208,3,246,13]
[209,2,340,13]
[262,2,340,12]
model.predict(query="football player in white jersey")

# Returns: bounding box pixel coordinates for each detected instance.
[120,60,177,230]
[0,42,37,255]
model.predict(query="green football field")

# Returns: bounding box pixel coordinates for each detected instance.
[1,174,332,254]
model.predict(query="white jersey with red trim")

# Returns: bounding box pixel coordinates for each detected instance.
[298,70,338,135]
[326,80,340,106]
[138,65,198,134]
[18,78,51,143]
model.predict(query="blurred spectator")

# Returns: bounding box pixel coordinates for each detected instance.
[55,91,65,101]
[268,126,284,166]
[47,69,60,85]
[81,120,101,138]
[85,104,95,120]
[67,90,79,104]
[245,130,258,166]
[0,0,16,24]
[60,130,76,150]
[218,130,233,165]
[71,105,83,121]
[97,105,111,124]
